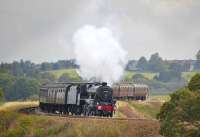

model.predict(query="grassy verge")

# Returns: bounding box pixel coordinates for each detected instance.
[128,96,169,119]
[149,95,170,102]
[0,101,38,111]
[129,101,160,119]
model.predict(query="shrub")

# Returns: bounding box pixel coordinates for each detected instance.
[157,87,200,136]
[188,73,200,91]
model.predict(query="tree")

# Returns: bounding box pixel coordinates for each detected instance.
[41,62,52,71]
[157,74,200,137]
[40,72,56,83]
[58,73,81,82]
[188,73,200,91]
[8,77,40,100]
[0,72,15,100]
[12,61,23,76]
[156,70,182,82]
[148,53,167,72]
[132,74,146,80]
[58,73,71,82]
[136,57,148,71]
[194,50,200,70]
[0,87,4,101]
[167,61,191,72]
[196,50,200,60]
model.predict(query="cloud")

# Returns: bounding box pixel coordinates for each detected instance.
[0,0,199,62]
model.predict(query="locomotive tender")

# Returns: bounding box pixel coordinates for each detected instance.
[39,82,115,117]
[112,83,149,100]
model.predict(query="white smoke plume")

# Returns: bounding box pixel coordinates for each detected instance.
[73,25,127,84]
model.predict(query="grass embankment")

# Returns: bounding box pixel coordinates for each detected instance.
[0,101,162,137]
[129,96,170,119]
[129,101,161,119]
[116,96,170,119]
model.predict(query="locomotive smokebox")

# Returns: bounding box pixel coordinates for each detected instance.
[102,82,107,86]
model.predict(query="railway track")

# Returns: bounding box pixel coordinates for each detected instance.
[19,106,157,121]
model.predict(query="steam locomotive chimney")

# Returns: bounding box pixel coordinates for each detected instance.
[102,82,107,86]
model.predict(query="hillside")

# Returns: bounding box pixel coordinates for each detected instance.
[48,68,199,81]
[48,69,80,79]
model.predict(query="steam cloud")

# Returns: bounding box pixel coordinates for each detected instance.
[73,25,127,84]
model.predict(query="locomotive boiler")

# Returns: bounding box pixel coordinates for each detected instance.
[39,82,115,117]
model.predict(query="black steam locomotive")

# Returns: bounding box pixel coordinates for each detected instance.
[39,82,115,117]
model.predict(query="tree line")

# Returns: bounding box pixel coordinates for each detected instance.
[0,50,199,101]
[136,50,200,72]
[0,59,78,78]
[135,50,200,82]
[0,59,79,101]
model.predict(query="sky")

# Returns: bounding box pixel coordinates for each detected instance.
[0,0,200,63]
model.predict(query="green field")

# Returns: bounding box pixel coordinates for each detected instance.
[49,69,80,79]
[124,71,158,80]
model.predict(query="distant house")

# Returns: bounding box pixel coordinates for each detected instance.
[165,60,196,72]
[126,60,138,71]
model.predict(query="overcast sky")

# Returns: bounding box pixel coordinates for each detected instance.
[0,0,200,63]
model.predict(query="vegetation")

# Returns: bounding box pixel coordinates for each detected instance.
[0,87,3,102]
[136,56,148,71]
[40,60,78,71]
[188,73,200,91]
[49,68,80,80]
[194,49,200,70]
[0,50,200,101]
[149,95,170,102]
[182,71,200,81]
[148,53,167,72]
[115,96,170,119]
[124,71,157,80]
[0,71,40,101]
[136,52,192,73]
[157,74,200,137]
[128,96,170,119]
[0,61,80,101]
[154,70,182,82]
[0,101,161,137]
[129,101,161,119]
[132,74,187,95]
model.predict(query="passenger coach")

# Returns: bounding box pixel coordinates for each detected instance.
[112,83,149,100]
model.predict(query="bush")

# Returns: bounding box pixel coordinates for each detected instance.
[188,73,200,91]
[58,73,81,82]
[132,74,146,80]
[155,70,182,82]
[0,87,4,102]
[157,74,200,137]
